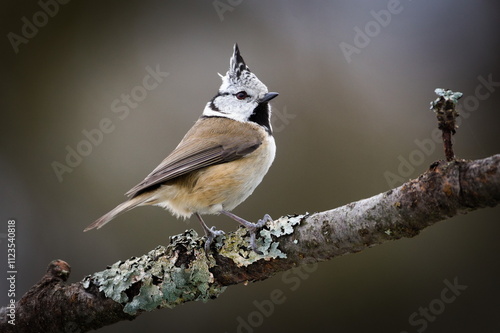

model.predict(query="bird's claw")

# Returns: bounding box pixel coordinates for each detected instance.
[204,226,225,253]
[247,214,273,255]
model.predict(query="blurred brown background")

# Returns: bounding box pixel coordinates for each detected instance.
[1,1,500,332]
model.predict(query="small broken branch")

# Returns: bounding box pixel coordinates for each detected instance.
[1,155,499,333]
[430,88,463,161]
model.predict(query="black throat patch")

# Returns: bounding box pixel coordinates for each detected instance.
[249,102,272,135]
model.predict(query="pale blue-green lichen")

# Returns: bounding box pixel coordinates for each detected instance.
[430,88,463,114]
[432,88,463,105]
[82,215,304,314]
[218,214,305,267]
[82,230,226,315]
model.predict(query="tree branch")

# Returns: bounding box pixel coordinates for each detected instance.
[1,154,499,332]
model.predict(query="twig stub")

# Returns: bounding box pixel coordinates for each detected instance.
[430,88,463,161]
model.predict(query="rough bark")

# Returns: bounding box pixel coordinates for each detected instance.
[1,155,499,332]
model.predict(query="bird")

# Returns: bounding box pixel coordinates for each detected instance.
[84,44,278,253]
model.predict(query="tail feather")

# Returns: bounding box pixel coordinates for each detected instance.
[84,196,147,232]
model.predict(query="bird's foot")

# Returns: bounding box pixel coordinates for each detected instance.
[246,214,272,255]
[195,213,225,254]
[203,226,225,253]
[221,211,273,254]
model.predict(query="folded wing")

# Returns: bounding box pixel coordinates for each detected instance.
[126,117,262,198]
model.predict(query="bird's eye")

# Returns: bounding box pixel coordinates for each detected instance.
[235,91,248,100]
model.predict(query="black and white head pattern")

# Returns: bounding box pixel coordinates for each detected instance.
[203,44,272,128]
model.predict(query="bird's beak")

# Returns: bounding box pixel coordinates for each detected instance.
[259,92,279,103]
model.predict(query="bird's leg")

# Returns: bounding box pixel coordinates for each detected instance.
[221,210,272,254]
[195,213,224,253]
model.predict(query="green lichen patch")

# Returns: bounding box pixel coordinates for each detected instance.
[81,216,304,314]
[219,214,305,267]
[82,230,226,315]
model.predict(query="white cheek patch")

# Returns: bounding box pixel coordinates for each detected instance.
[203,97,258,123]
